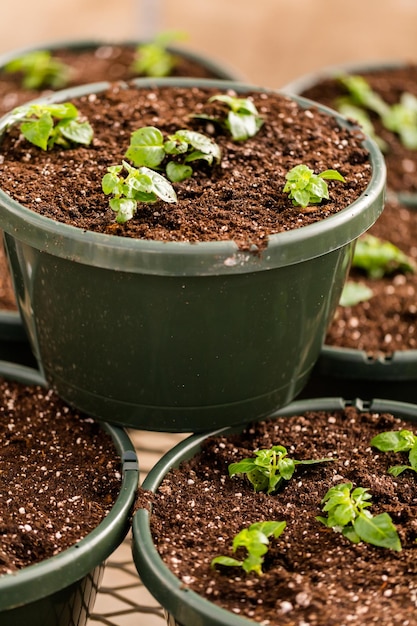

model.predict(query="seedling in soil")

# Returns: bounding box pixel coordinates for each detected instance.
[193,94,264,141]
[338,74,390,118]
[371,429,417,477]
[382,92,417,150]
[283,164,345,208]
[317,482,402,551]
[228,445,332,494]
[336,101,388,152]
[352,234,416,279]
[211,521,286,576]
[8,102,93,150]
[339,280,373,307]
[102,160,177,223]
[125,125,221,182]
[132,31,186,77]
[4,50,70,90]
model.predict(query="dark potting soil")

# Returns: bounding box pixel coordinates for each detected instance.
[0,378,122,575]
[0,43,222,116]
[143,406,417,626]
[325,198,417,356]
[0,85,371,250]
[298,64,417,194]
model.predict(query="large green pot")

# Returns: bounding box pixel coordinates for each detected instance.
[0,39,241,367]
[0,78,386,432]
[132,396,417,626]
[0,361,139,626]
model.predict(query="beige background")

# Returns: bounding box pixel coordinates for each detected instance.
[0,0,417,88]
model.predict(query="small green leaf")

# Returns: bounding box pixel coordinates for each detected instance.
[211,556,243,569]
[166,161,193,182]
[20,112,53,150]
[388,465,413,477]
[58,119,94,146]
[208,94,264,141]
[352,234,416,279]
[109,198,137,223]
[382,92,417,150]
[339,74,390,118]
[125,126,166,168]
[354,512,402,552]
[5,50,70,90]
[371,430,416,453]
[339,281,373,307]
[145,167,178,203]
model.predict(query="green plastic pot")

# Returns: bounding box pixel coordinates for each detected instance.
[0,310,36,367]
[299,344,417,403]
[132,395,417,626]
[0,38,242,367]
[282,60,417,207]
[0,78,385,432]
[0,361,139,626]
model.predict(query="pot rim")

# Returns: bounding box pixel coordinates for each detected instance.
[0,78,386,276]
[0,360,139,611]
[132,396,417,626]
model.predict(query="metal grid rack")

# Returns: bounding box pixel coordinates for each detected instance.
[89,430,189,626]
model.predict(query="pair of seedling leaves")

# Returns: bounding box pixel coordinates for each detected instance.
[337,74,417,151]
[4,32,187,90]
[212,430,415,575]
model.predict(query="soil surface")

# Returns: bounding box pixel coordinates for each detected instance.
[0,378,122,575]
[298,64,417,194]
[0,85,371,250]
[325,197,417,356]
[0,43,222,116]
[142,406,417,626]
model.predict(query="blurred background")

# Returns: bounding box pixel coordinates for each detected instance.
[1,0,417,88]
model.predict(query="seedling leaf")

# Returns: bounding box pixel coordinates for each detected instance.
[283,164,345,208]
[339,281,373,307]
[352,234,416,279]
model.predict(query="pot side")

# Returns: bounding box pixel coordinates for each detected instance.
[0,79,386,431]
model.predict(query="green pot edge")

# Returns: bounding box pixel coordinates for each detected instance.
[132,396,417,626]
[0,360,139,612]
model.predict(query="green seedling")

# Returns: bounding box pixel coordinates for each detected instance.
[193,94,264,141]
[229,445,332,495]
[382,92,417,150]
[4,50,70,90]
[102,160,177,223]
[317,482,402,551]
[338,74,390,118]
[132,31,186,77]
[283,164,345,208]
[339,280,373,307]
[352,234,416,279]
[125,125,221,182]
[211,521,286,576]
[337,101,388,152]
[371,429,417,477]
[7,102,93,150]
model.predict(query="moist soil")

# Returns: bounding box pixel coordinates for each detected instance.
[0,378,122,575]
[0,43,223,116]
[298,64,417,194]
[142,406,417,626]
[325,197,417,356]
[0,85,371,251]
